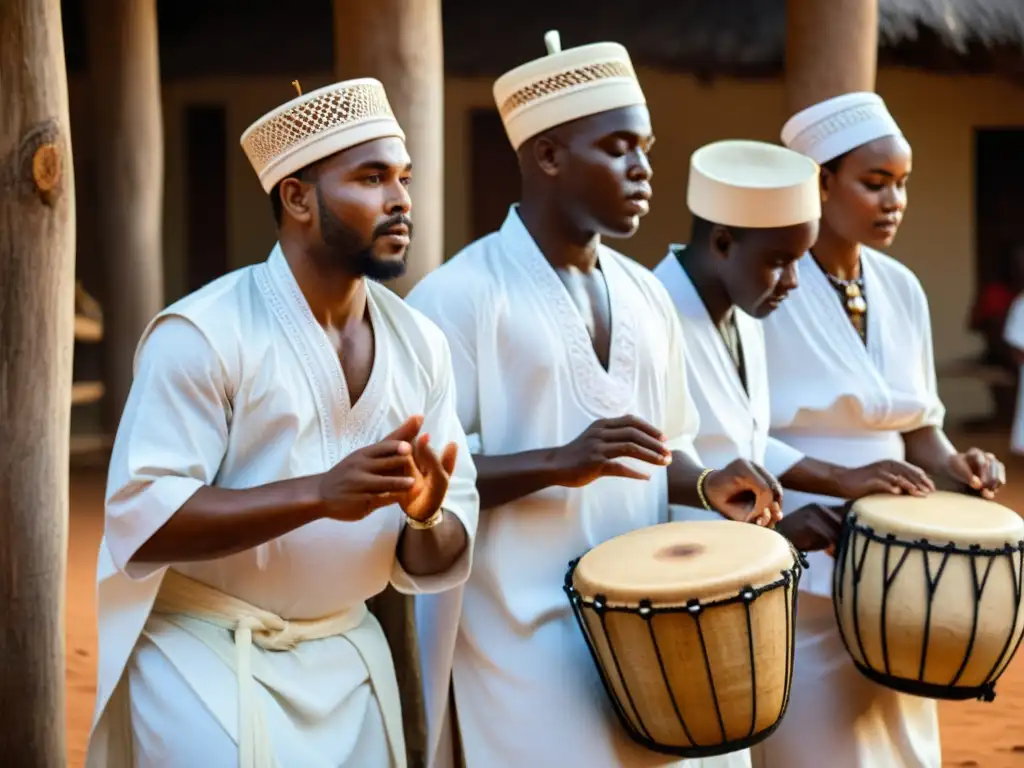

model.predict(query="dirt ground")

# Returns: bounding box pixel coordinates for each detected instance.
[64,434,1024,767]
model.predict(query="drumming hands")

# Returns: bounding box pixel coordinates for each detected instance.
[552,415,672,488]
[775,503,846,552]
[836,460,935,499]
[704,459,784,527]
[944,448,1006,500]
[318,415,457,523]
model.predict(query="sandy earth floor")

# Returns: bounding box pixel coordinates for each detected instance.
[64,435,1024,767]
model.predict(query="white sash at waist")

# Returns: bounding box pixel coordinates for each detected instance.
[91,569,407,768]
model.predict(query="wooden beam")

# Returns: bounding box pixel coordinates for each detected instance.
[71,381,106,406]
[785,0,879,115]
[74,314,103,343]
[333,0,444,298]
[0,0,75,761]
[86,0,165,431]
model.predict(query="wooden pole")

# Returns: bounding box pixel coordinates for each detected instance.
[785,0,879,115]
[0,0,75,762]
[86,0,165,431]
[333,0,445,298]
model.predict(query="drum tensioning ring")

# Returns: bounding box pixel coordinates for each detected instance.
[833,514,1024,702]
[563,554,804,759]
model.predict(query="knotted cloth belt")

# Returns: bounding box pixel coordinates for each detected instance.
[152,569,406,768]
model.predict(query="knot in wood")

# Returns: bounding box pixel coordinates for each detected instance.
[32,144,61,192]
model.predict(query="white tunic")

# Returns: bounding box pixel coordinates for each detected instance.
[409,209,749,768]
[752,248,943,768]
[1002,292,1024,454]
[86,244,479,767]
[653,250,804,528]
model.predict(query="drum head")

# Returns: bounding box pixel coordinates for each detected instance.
[573,521,795,606]
[852,491,1023,548]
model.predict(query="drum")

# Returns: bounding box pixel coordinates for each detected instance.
[833,491,1024,702]
[564,520,802,758]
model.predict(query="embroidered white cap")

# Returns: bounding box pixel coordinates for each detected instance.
[241,78,406,193]
[687,140,821,229]
[781,92,902,165]
[493,30,647,150]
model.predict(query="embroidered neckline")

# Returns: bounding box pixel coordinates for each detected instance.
[256,246,388,463]
[501,209,637,416]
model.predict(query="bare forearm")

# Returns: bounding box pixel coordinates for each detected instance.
[779,457,846,498]
[131,476,323,564]
[396,512,469,576]
[667,450,708,507]
[902,425,957,476]
[472,450,566,510]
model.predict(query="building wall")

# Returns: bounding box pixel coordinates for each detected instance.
[68,68,1024,423]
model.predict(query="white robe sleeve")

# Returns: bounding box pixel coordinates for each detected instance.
[662,304,702,463]
[914,285,946,429]
[105,316,231,580]
[390,335,480,595]
[406,279,482,454]
[1004,293,1024,350]
[763,436,804,478]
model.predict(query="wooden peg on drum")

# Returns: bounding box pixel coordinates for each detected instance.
[832,490,1024,703]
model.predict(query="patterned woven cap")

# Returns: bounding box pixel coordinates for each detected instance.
[781,92,902,165]
[241,78,405,193]
[493,31,646,150]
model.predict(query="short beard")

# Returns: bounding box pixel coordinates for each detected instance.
[317,186,409,282]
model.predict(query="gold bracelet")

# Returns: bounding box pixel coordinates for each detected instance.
[696,468,715,511]
[406,508,444,531]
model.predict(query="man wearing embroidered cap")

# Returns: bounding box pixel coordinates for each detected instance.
[86,78,479,767]
[752,92,1006,768]
[656,139,935,547]
[409,32,781,768]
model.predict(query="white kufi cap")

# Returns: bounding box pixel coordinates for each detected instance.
[493,30,646,150]
[781,92,902,165]
[687,140,821,229]
[241,78,406,193]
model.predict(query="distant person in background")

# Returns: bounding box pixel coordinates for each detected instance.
[969,243,1024,428]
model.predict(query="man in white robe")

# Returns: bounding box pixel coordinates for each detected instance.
[409,31,783,768]
[656,140,935,546]
[86,78,479,768]
[752,92,1006,768]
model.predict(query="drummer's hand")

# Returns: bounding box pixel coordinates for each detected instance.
[775,504,846,552]
[945,448,1006,500]
[704,459,783,527]
[836,460,935,499]
[552,415,672,488]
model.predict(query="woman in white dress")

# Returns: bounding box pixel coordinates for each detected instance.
[753,92,1007,768]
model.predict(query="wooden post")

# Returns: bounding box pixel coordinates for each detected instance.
[0,0,75,761]
[86,0,165,430]
[333,0,445,298]
[785,0,879,115]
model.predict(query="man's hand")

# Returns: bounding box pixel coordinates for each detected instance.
[836,460,935,499]
[944,448,1006,500]
[552,415,672,488]
[775,503,846,553]
[401,430,459,523]
[703,459,783,526]
[318,424,420,522]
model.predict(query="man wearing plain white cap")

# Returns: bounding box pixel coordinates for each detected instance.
[655,139,934,543]
[752,92,1006,768]
[409,32,781,768]
[86,78,479,767]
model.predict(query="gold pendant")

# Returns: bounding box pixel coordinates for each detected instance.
[847,295,867,314]
[845,283,862,298]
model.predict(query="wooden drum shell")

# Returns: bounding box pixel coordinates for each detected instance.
[833,493,1024,702]
[565,522,803,758]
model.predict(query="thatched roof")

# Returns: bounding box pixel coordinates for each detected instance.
[442,0,1024,78]
[61,0,1024,80]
